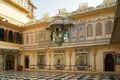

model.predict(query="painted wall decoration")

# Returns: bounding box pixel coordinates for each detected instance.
[116,53,120,65]
[76,54,87,66]
[75,49,89,66]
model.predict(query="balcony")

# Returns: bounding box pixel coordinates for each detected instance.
[22,37,111,50]
[0,41,22,50]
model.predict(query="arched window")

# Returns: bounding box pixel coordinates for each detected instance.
[78,24,85,41]
[87,24,93,37]
[35,33,38,43]
[96,22,102,36]
[105,20,113,35]
[16,32,20,43]
[26,35,29,44]
[30,35,33,44]
[8,30,13,42]
[0,28,5,41]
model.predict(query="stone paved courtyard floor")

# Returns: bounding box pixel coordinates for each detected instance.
[0,71,119,80]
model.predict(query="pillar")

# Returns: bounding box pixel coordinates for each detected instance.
[93,48,97,71]
[20,34,22,44]
[3,52,6,71]
[5,29,8,42]
[48,50,52,70]
[67,48,73,70]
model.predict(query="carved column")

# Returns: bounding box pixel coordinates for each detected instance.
[4,29,6,41]
[68,48,73,70]
[48,50,52,70]
[0,49,4,70]
[13,32,16,43]
[19,34,22,44]
[5,29,8,42]
[93,48,97,71]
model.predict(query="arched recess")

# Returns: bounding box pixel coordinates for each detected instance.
[0,28,5,41]
[96,22,102,36]
[105,20,113,35]
[6,55,15,70]
[24,56,29,68]
[8,30,13,42]
[104,53,115,71]
[87,24,93,37]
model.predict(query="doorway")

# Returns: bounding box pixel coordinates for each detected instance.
[104,53,115,71]
[6,55,15,70]
[24,56,29,68]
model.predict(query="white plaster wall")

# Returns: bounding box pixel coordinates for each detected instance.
[0,0,30,25]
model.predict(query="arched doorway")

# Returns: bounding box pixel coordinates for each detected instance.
[24,56,29,68]
[6,55,15,70]
[105,53,115,71]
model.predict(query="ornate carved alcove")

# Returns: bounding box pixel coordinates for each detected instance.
[54,50,65,69]
[37,51,46,69]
